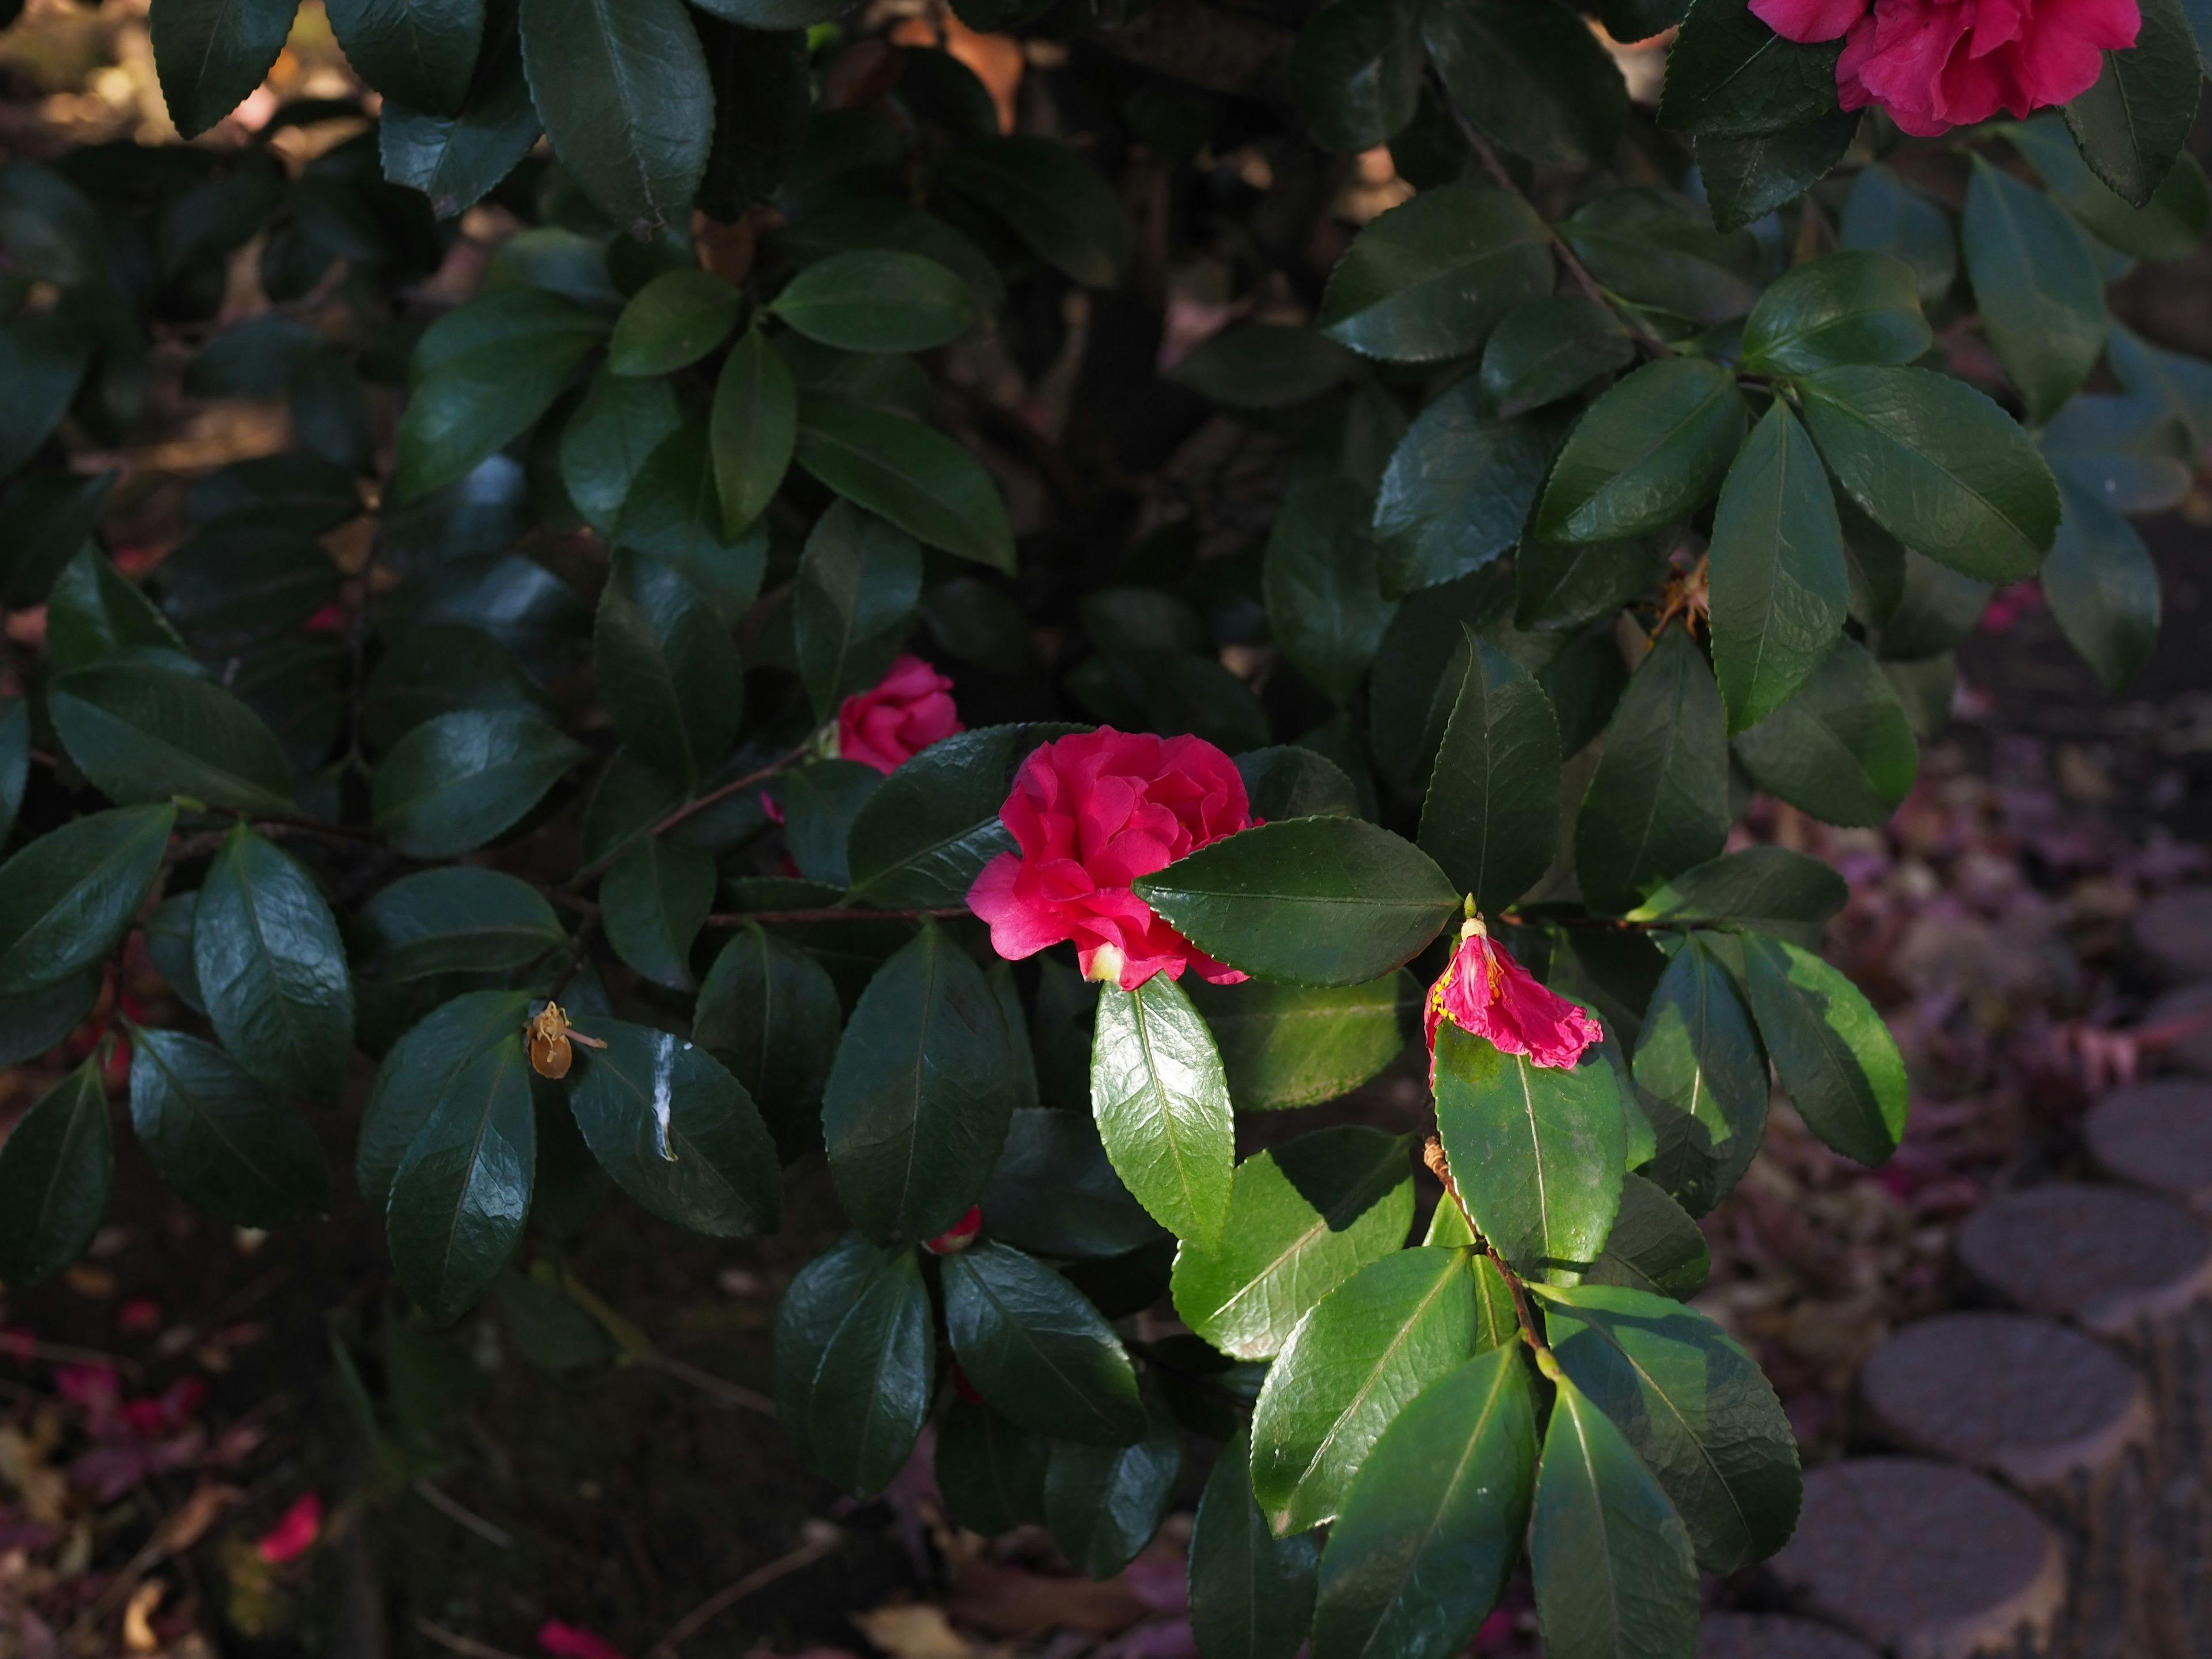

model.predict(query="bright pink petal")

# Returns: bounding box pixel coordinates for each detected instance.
[257,1494,323,1564]
[1426,931,1604,1073]
[1750,0,1869,41]
[537,1622,628,1659]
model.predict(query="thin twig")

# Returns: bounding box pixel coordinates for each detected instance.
[412,1478,516,1548]
[250,812,385,846]
[417,1620,529,1659]
[640,1353,778,1418]
[545,913,600,1003]
[569,741,813,889]
[1485,1244,1549,1357]
[0,1334,141,1372]
[702,906,967,929]
[649,1531,842,1658]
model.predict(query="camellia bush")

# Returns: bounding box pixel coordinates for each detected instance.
[0,0,2207,1650]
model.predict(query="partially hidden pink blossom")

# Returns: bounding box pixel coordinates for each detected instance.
[836,656,963,774]
[1425,921,1604,1077]
[537,1620,628,1659]
[257,1494,323,1564]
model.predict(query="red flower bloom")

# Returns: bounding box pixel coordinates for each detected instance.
[1425,920,1604,1077]
[922,1206,982,1255]
[837,655,964,774]
[1751,0,2138,135]
[967,728,1255,993]
[257,1494,322,1564]
[537,1620,627,1659]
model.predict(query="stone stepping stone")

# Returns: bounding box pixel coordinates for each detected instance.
[1699,1611,1879,1658]
[1770,1457,2066,1659]
[2143,982,2212,1077]
[2086,1079,2212,1209]
[2129,887,2212,982]
[1953,1184,2212,1338]
[1858,1310,2150,1493]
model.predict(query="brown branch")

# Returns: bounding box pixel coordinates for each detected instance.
[568,741,813,889]
[1424,1135,1548,1357]
[702,906,968,929]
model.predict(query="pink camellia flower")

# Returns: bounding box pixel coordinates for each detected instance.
[922,1206,982,1255]
[1751,0,2139,136]
[837,655,964,775]
[1425,918,1604,1078]
[257,1494,323,1565]
[967,728,1255,993]
[537,1620,627,1659]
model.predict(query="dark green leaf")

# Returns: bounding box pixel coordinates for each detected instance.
[161,521,339,654]
[2108,322,2212,445]
[151,0,300,137]
[2043,475,2161,692]
[1374,385,1557,599]
[358,869,564,992]
[325,0,482,113]
[771,250,976,353]
[942,1238,1147,1444]
[560,366,683,536]
[0,469,115,608]
[938,136,1131,289]
[1236,747,1359,823]
[980,1107,1163,1259]
[1658,0,1841,137]
[1797,364,2061,584]
[394,294,606,501]
[194,825,353,1099]
[1420,629,1561,913]
[793,499,922,723]
[1961,155,2107,425]
[1293,0,1421,153]
[1586,1172,1711,1298]
[1264,475,1396,703]
[1316,183,1553,363]
[935,1397,1050,1533]
[357,989,532,1205]
[517,0,709,234]
[1741,931,1906,1165]
[371,709,588,858]
[1574,628,1730,914]
[1741,251,1930,375]
[1311,1348,1535,1659]
[844,723,1075,908]
[0,699,24,850]
[1529,1375,1700,1659]
[2008,115,2211,261]
[778,759,880,888]
[127,1026,329,1226]
[693,922,842,1157]
[1627,846,1844,947]
[772,1233,934,1495]
[51,660,296,813]
[1873,546,1993,658]
[609,270,741,376]
[1479,297,1636,418]
[497,1270,613,1372]
[1187,972,1417,1111]
[0,975,102,1070]
[1733,637,1918,828]
[794,394,1015,572]
[1167,325,1355,409]
[1434,1022,1624,1282]
[1514,529,1664,634]
[595,550,743,786]
[821,923,1021,1242]
[46,547,192,673]
[1133,817,1460,988]
[600,839,714,991]
[0,162,102,288]
[1191,1425,1320,1659]
[1707,402,1850,731]
[2039,391,2194,513]
[613,430,770,619]
[1424,0,1626,170]
[1698,112,1859,238]
[1537,1281,1798,1572]
[1090,974,1233,1248]
[710,325,797,537]
[563,1017,780,1234]
[1249,1244,1479,1533]
[1044,1386,1182,1577]
[1537,359,1745,543]
[0,1061,113,1287]
[378,0,541,219]
[2062,0,2202,208]
[0,315,89,479]
[1630,934,1767,1215]
[362,624,558,752]
[0,804,176,997]
[1839,162,1956,308]
[1559,190,1760,327]
[1169,1126,1414,1359]
[696,17,810,218]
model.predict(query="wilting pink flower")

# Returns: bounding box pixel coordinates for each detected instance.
[537,1620,627,1659]
[1425,920,1604,1077]
[1751,0,2139,135]
[837,656,963,774]
[257,1494,323,1564]
[967,728,1254,992]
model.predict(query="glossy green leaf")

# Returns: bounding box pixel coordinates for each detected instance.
[614,430,768,619]
[935,1397,1049,1533]
[560,366,683,536]
[1797,364,2060,585]
[1249,1244,1479,1533]
[1134,817,1460,988]
[1479,297,1636,418]
[1264,475,1396,703]
[517,0,710,235]
[378,0,542,219]
[2043,475,2161,692]
[357,869,563,998]
[1559,190,1760,327]
[1424,0,1627,170]
[1311,1347,1535,1659]
[1741,932,1906,1165]
[599,839,714,991]
[150,0,299,137]
[1433,1022,1625,1283]
[356,988,533,1206]
[938,135,1131,289]
[0,468,115,609]
[362,624,558,752]
[1707,402,1850,732]
[0,161,103,289]
[1169,1126,1414,1359]
[1733,637,1918,828]
[1574,628,1730,915]
[1627,847,1844,948]
[393,293,605,501]
[845,723,1077,909]
[1530,1374,1700,1659]
[563,1017,780,1235]
[0,1061,113,1287]
[1961,155,2107,425]
[46,547,192,673]
[0,975,102,1071]
[2062,0,2202,208]
[778,759,881,888]
[0,315,89,480]
[372,709,585,858]
[692,922,842,1157]
[1090,975,1233,1248]
[1373,380,1558,597]
[772,1233,934,1495]
[1292,0,1421,153]
[1316,183,1553,363]
[1536,359,1745,543]
[1695,110,1861,234]
[1741,251,1929,375]
[1235,747,1360,824]
[0,804,175,997]
[1658,0,1840,137]
[194,824,353,1099]
[50,660,296,813]
[1586,1172,1711,1298]
[1044,1386,1183,1577]
[2008,114,2211,261]
[821,923,1022,1243]
[325,0,483,113]
[980,1107,1162,1260]
[1631,935,1768,1216]
[1420,628,1561,913]
[793,498,923,722]
[595,549,743,786]
[607,270,741,377]
[1168,325,1355,409]
[127,1026,329,1227]
[710,325,797,537]
[1187,972,1416,1111]
[1839,162,1956,307]
[794,394,1015,572]
[771,250,976,353]
[1190,1425,1320,1659]
[942,1238,1147,1444]
[2039,392,2194,513]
